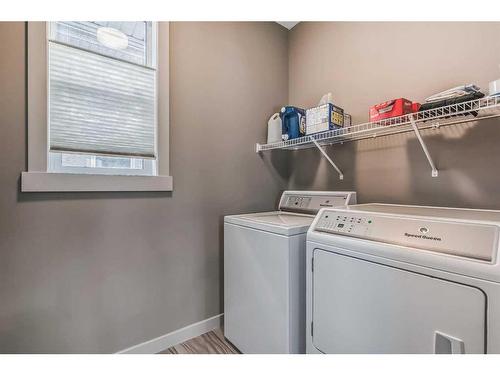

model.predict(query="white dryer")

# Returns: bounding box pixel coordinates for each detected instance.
[306,203,500,354]
[224,191,356,353]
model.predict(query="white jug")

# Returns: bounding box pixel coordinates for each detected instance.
[267,113,282,143]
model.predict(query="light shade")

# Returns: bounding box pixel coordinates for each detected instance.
[48,41,156,158]
[96,27,129,50]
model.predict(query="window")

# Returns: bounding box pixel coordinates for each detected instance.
[48,22,157,176]
[22,22,172,192]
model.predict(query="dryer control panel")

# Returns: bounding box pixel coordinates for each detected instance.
[316,212,373,237]
[279,191,357,215]
[313,209,498,261]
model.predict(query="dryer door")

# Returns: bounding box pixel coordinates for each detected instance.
[312,249,486,354]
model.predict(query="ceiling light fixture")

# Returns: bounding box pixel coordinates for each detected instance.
[97,27,129,50]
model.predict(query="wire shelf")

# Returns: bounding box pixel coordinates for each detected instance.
[256,96,500,152]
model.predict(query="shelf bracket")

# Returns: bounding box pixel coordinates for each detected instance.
[310,137,344,180]
[408,115,438,177]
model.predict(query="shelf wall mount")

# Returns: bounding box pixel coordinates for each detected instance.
[310,137,344,180]
[408,114,438,177]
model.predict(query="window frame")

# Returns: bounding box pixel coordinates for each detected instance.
[22,21,172,192]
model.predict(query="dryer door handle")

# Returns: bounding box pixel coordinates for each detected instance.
[434,331,465,354]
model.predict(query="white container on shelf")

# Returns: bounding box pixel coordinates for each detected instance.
[490,79,500,97]
[267,113,282,143]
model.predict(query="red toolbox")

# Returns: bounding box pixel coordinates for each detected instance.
[369,98,414,122]
[411,102,421,112]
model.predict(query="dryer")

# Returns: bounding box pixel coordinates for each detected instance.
[224,191,356,353]
[306,203,500,354]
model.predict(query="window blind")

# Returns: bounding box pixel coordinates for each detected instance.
[48,41,156,158]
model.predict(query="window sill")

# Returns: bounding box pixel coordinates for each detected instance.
[21,172,173,192]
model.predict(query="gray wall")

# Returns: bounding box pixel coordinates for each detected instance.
[288,22,500,209]
[0,22,289,353]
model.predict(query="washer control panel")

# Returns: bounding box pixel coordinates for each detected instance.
[279,191,357,215]
[316,212,373,237]
[286,196,313,209]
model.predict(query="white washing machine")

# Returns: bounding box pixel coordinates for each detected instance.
[224,190,357,353]
[306,203,500,354]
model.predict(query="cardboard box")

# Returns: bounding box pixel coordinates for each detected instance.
[306,103,344,135]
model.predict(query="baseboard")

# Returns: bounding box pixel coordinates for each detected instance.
[117,313,224,354]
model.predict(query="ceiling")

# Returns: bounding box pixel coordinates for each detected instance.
[276,22,300,30]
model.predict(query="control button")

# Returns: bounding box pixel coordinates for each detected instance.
[419,227,429,234]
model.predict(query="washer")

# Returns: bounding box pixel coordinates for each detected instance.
[224,190,357,353]
[306,203,500,354]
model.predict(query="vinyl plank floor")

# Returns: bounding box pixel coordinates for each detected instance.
[160,328,240,354]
